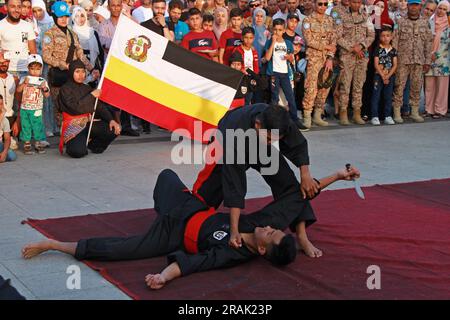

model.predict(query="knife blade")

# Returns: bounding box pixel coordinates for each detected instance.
[345,163,365,200]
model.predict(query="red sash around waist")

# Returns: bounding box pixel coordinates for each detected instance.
[184,207,216,254]
[59,112,90,154]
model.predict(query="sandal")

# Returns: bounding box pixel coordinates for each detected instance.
[432,114,440,119]
[23,142,34,155]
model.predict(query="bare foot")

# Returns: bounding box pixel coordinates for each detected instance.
[297,236,323,258]
[22,240,56,259]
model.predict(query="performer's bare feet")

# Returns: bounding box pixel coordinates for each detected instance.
[22,240,57,259]
[297,235,323,258]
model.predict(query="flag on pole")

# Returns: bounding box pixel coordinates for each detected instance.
[99,15,243,141]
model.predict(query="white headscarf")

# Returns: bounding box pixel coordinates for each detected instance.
[32,0,54,34]
[93,5,111,20]
[71,6,100,67]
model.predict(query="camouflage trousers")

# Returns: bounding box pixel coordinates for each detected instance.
[302,56,331,114]
[392,64,423,110]
[338,54,369,111]
[50,86,62,130]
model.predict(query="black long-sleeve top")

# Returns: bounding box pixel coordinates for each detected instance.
[216,103,310,208]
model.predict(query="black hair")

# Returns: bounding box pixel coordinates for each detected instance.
[202,14,214,23]
[230,7,243,18]
[242,26,255,36]
[188,7,202,18]
[272,18,286,27]
[265,234,297,266]
[229,51,243,64]
[380,25,393,33]
[258,104,291,137]
[152,0,167,4]
[169,0,184,11]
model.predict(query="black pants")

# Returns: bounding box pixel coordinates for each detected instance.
[66,121,116,158]
[0,276,25,300]
[75,169,207,261]
[195,147,300,209]
[120,110,133,131]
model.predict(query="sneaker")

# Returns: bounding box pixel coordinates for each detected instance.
[10,137,18,150]
[371,117,381,126]
[46,131,54,137]
[384,117,395,125]
[35,142,46,154]
[23,142,34,155]
[39,140,50,148]
[295,119,310,132]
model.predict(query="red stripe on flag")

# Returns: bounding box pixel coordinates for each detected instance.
[100,78,216,143]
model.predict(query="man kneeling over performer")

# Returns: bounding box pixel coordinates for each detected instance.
[22,166,360,290]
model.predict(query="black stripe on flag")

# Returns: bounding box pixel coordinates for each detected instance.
[163,40,243,90]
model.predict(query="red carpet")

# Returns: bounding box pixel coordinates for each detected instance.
[23,179,450,300]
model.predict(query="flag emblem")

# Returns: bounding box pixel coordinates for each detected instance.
[125,36,151,63]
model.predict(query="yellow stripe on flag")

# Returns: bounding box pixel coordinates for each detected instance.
[104,56,229,125]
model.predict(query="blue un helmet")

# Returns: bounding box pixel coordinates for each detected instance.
[51,1,71,18]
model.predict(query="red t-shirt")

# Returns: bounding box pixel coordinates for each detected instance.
[181,30,219,60]
[219,29,242,66]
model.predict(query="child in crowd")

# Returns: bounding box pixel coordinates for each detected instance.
[181,8,219,61]
[0,97,17,163]
[370,26,397,125]
[232,27,260,104]
[219,8,243,65]
[15,54,51,154]
[264,19,303,129]
[202,14,214,32]
[228,51,265,108]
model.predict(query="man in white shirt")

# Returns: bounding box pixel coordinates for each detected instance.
[0,50,19,150]
[0,0,37,78]
[132,0,154,23]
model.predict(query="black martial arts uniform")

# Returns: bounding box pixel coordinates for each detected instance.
[74,169,316,276]
[193,103,310,210]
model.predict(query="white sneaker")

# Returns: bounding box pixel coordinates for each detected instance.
[10,137,18,150]
[371,117,380,126]
[384,117,395,125]
[46,131,54,137]
[39,140,50,148]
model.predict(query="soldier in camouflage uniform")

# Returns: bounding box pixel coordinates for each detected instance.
[336,0,375,125]
[301,0,337,128]
[391,0,432,123]
[329,0,350,26]
[42,1,95,128]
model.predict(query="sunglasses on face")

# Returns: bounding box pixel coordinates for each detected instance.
[317,2,328,6]
[250,3,260,7]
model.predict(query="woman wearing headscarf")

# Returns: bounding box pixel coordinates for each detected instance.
[32,0,54,54]
[58,59,120,158]
[252,7,269,67]
[213,6,229,40]
[71,6,104,73]
[80,0,100,31]
[424,0,449,118]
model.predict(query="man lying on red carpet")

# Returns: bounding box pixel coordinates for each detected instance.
[22,167,360,290]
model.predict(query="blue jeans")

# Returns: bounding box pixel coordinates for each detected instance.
[270,72,298,121]
[371,74,395,119]
[0,142,17,162]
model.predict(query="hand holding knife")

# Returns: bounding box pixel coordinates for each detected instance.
[345,163,365,200]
